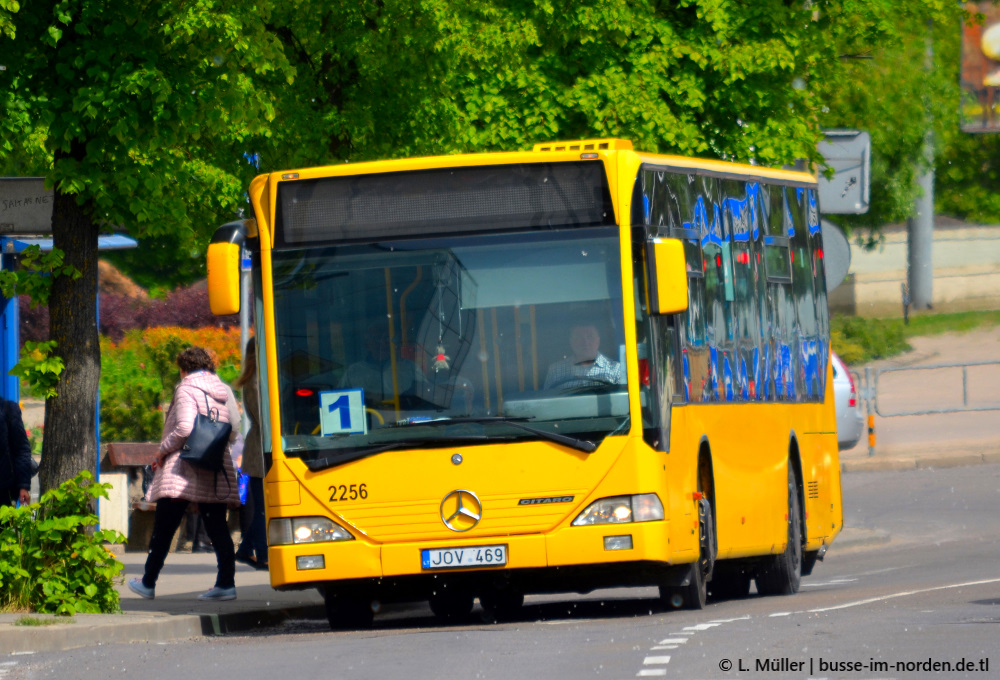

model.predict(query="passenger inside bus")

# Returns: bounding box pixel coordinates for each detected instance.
[543,323,622,390]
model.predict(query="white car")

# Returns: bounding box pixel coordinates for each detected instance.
[831,352,864,451]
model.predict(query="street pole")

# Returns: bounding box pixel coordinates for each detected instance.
[907,132,934,311]
[907,21,935,311]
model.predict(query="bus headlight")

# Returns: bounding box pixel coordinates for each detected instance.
[571,493,664,526]
[268,517,355,546]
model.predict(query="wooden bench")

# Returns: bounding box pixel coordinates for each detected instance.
[105,443,171,552]
[104,442,241,553]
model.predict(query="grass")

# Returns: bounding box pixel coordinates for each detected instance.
[13,616,73,626]
[831,309,1000,365]
[900,309,1000,338]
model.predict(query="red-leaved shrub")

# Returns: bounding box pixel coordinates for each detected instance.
[19,280,239,344]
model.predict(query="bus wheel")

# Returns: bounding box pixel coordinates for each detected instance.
[756,467,802,596]
[801,549,819,576]
[323,590,375,629]
[708,563,752,601]
[429,587,475,622]
[479,588,525,622]
[662,496,714,610]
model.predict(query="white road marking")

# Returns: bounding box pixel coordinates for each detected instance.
[637,615,736,677]
[808,577,1000,613]
[770,612,792,617]
[643,655,671,665]
[681,622,722,631]
[803,577,858,587]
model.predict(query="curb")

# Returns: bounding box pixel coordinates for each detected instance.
[201,604,325,636]
[0,604,325,655]
[842,450,1000,473]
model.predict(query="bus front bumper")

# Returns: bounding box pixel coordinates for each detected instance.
[268,519,676,589]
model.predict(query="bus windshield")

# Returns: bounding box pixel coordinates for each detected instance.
[271,227,628,466]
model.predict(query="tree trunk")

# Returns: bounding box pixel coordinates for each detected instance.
[39,184,101,493]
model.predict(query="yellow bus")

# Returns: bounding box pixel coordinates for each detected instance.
[207,139,842,627]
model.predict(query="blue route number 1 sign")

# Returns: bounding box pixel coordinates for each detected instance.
[319,389,368,436]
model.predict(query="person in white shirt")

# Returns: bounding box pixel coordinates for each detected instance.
[544,324,622,390]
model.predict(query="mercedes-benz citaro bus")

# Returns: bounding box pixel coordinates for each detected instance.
[207,139,842,628]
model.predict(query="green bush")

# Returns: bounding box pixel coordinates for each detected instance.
[0,471,125,615]
[97,327,241,442]
[142,332,190,403]
[100,380,164,443]
[831,316,911,365]
[98,331,185,442]
[99,338,166,442]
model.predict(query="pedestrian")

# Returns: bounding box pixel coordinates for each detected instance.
[183,350,243,553]
[233,337,267,570]
[0,397,33,508]
[128,346,241,601]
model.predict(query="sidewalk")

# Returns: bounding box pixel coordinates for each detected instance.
[837,325,1000,472]
[0,552,325,654]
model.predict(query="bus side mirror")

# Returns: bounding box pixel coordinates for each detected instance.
[646,238,689,315]
[207,220,251,316]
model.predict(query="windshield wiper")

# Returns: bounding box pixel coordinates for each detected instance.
[302,435,509,472]
[394,416,597,453]
[304,441,417,471]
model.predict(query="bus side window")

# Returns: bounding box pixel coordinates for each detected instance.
[633,171,683,450]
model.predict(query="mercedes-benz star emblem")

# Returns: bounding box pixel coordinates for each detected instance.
[440,489,482,532]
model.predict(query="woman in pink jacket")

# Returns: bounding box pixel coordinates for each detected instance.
[128,347,241,601]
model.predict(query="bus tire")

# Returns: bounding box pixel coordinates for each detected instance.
[708,562,752,601]
[323,590,375,629]
[801,549,819,576]
[479,588,524,623]
[756,467,802,596]
[429,586,475,621]
[661,495,714,610]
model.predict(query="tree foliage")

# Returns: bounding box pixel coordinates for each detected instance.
[0,0,292,489]
[0,0,18,40]
[817,2,974,237]
[937,124,1000,223]
[257,0,839,167]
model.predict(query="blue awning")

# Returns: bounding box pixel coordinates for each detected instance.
[5,234,138,251]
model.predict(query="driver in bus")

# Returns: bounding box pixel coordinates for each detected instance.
[340,320,428,405]
[543,323,622,390]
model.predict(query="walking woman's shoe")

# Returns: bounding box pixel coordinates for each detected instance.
[127,578,155,600]
[234,552,257,568]
[198,586,237,601]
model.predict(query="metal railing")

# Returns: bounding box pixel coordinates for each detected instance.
[860,361,1000,456]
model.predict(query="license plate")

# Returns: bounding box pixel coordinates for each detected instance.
[421,544,508,570]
